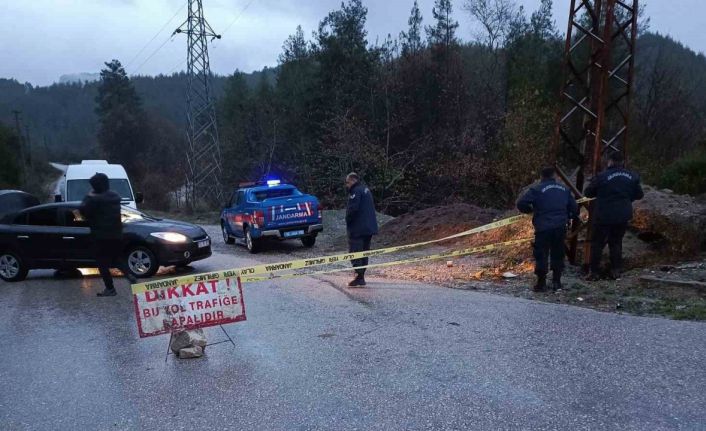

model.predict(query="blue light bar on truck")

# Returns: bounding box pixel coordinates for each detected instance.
[266,180,281,186]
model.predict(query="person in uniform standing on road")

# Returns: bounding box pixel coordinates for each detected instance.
[79,173,137,297]
[584,151,644,280]
[345,173,378,287]
[517,167,579,292]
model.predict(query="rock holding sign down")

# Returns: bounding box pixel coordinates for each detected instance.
[178,346,204,359]
[170,329,207,358]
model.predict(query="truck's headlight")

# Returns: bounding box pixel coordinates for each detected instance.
[150,232,188,243]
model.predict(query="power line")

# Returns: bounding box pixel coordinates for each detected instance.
[219,0,258,37]
[131,34,175,75]
[168,58,186,75]
[125,1,187,70]
[168,0,259,74]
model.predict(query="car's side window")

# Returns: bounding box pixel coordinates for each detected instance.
[60,208,89,228]
[228,192,237,208]
[13,213,27,225]
[27,208,59,226]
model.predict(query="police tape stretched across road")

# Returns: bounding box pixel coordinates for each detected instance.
[239,238,534,283]
[130,212,538,295]
[130,199,593,296]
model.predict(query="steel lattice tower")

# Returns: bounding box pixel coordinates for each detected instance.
[174,0,223,209]
[551,0,639,268]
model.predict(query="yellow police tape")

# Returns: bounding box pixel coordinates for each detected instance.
[239,238,533,283]
[131,196,593,294]
[131,214,524,294]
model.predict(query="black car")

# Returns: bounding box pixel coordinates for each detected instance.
[0,202,211,282]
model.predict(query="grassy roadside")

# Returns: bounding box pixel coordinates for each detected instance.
[374,256,706,321]
[522,269,706,320]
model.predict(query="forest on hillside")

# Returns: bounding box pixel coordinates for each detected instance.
[1,0,705,212]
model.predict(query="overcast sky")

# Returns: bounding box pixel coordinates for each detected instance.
[1,0,704,86]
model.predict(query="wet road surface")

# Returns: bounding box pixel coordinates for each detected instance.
[1,251,705,430]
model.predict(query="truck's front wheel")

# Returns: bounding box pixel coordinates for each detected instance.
[245,227,260,254]
[222,222,235,244]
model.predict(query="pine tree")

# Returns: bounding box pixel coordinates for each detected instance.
[401,0,424,56]
[219,71,256,184]
[95,59,147,178]
[530,0,556,39]
[276,26,318,174]
[314,0,374,122]
[426,0,459,49]
[279,25,309,64]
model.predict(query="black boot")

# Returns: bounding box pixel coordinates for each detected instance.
[97,288,117,297]
[348,273,366,287]
[532,275,547,292]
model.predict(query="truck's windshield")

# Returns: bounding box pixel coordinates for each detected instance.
[67,179,133,202]
[251,188,301,202]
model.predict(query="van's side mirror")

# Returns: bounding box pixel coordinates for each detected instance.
[135,192,144,204]
[54,194,62,203]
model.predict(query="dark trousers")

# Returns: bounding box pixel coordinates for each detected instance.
[590,223,628,273]
[349,235,372,276]
[533,227,566,279]
[95,238,124,290]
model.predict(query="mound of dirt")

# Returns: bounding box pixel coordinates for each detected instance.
[372,185,706,277]
[377,203,503,246]
[484,185,706,268]
[632,186,706,257]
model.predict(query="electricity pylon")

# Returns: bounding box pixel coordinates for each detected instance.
[551,0,639,268]
[173,0,223,209]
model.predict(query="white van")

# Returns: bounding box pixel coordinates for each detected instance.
[56,160,143,209]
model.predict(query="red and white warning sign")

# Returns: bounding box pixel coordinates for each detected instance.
[131,273,246,338]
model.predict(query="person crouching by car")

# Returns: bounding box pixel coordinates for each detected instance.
[79,173,137,297]
[345,173,378,287]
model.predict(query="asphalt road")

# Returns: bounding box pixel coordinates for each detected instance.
[1,250,705,430]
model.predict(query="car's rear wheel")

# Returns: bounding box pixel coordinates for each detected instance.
[222,222,234,244]
[125,246,158,278]
[245,227,260,254]
[0,251,28,282]
[301,235,316,248]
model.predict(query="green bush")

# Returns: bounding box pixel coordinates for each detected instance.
[660,150,706,195]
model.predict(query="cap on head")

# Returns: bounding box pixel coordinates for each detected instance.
[540,167,556,180]
[346,172,360,183]
[89,172,110,193]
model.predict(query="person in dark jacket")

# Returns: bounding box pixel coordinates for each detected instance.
[584,151,644,280]
[345,173,378,287]
[79,173,136,296]
[517,167,579,291]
